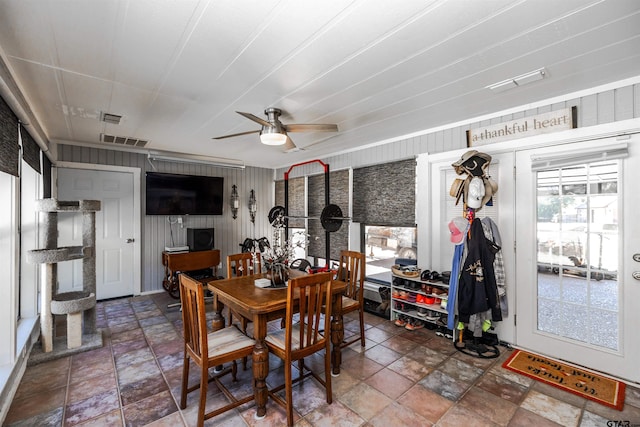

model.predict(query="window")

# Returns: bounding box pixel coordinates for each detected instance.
[362,224,417,283]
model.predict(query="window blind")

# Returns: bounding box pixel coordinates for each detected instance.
[275,177,305,228]
[531,143,628,171]
[20,124,41,173]
[307,169,349,261]
[0,95,19,177]
[353,158,416,226]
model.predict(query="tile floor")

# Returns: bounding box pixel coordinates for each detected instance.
[5,292,640,426]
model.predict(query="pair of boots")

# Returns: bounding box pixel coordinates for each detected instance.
[377,286,391,316]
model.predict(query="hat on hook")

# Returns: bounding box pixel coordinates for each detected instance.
[466,176,485,209]
[449,178,465,205]
[462,175,497,211]
[448,216,469,245]
[452,150,492,176]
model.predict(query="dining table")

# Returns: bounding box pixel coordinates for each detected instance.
[205,272,346,419]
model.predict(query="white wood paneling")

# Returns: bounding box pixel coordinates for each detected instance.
[57,82,640,295]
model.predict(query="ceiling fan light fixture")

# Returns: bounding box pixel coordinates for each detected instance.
[259,128,288,145]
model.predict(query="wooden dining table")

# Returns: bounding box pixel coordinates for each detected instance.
[205,272,346,419]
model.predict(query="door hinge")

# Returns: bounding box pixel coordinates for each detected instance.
[513,165,516,179]
[514,314,516,326]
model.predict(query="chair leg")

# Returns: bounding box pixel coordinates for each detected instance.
[285,360,294,427]
[198,364,209,427]
[359,308,366,347]
[324,347,332,404]
[180,354,190,409]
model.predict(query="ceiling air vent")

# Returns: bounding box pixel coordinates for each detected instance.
[100,112,122,125]
[100,133,148,147]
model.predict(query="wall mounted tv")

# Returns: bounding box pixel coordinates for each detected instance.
[145,172,224,215]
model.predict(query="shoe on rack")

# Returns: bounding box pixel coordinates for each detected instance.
[406,292,417,303]
[405,319,424,331]
[394,316,407,327]
[425,311,440,322]
[416,307,428,317]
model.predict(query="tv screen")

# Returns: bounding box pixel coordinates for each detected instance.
[145,172,224,215]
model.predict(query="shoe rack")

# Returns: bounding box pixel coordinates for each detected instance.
[390,271,449,330]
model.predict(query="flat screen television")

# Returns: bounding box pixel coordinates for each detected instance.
[145,172,224,215]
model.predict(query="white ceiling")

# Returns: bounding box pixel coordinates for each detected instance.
[0,0,639,169]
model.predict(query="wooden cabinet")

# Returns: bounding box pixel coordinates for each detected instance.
[162,249,221,298]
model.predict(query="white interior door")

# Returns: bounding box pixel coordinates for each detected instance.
[56,167,139,300]
[515,136,640,382]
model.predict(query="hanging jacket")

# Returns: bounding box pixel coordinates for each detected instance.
[457,218,502,323]
[447,242,465,330]
[481,217,508,317]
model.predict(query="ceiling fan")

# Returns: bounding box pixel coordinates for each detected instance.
[213,108,338,151]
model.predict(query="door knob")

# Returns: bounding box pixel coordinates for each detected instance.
[126,238,135,243]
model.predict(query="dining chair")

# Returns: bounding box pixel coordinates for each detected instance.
[226,252,261,332]
[179,273,256,427]
[336,250,366,348]
[265,272,333,427]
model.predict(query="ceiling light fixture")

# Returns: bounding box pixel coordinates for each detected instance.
[259,123,288,146]
[487,67,547,93]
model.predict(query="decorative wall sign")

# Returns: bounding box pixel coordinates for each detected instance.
[467,106,576,147]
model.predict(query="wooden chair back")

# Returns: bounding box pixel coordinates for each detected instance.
[227,252,261,277]
[285,272,333,360]
[337,250,365,302]
[179,273,208,363]
[336,250,366,348]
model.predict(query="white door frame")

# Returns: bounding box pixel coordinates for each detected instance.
[53,162,142,296]
[420,118,640,363]
[514,136,640,382]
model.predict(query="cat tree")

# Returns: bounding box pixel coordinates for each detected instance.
[27,199,103,362]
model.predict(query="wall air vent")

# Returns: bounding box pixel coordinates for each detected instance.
[100,133,148,147]
[100,112,122,125]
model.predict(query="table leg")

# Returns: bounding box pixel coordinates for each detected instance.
[331,312,344,376]
[252,339,269,419]
[210,295,225,331]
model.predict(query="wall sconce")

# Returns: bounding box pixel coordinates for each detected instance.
[230,184,239,219]
[249,189,257,223]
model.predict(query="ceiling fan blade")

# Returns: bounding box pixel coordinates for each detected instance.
[212,129,260,140]
[236,111,271,127]
[284,123,338,133]
[283,136,297,152]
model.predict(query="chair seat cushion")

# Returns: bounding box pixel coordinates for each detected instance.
[341,295,360,310]
[265,324,302,351]
[207,326,255,358]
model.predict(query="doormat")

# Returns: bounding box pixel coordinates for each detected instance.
[502,349,625,410]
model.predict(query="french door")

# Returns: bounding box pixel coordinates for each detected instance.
[515,136,640,382]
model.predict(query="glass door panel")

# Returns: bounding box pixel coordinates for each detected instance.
[535,161,619,350]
